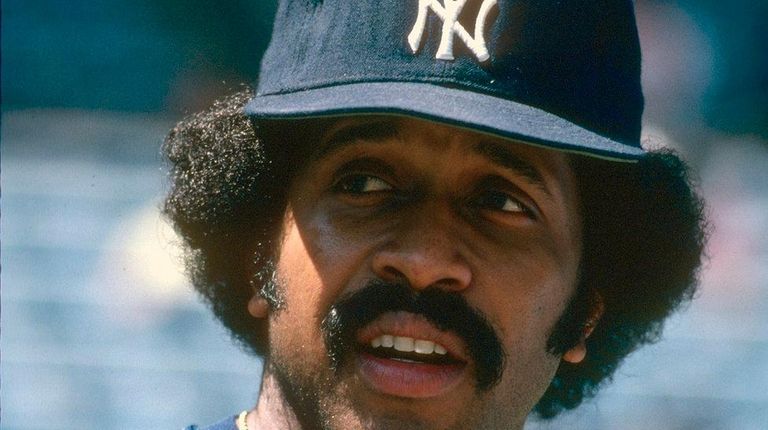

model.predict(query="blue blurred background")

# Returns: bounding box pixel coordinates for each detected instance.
[2,1,767,428]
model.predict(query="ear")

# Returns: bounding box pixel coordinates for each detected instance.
[562,291,604,364]
[246,253,273,319]
[248,292,270,319]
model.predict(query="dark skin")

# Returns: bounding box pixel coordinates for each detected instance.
[245,116,598,430]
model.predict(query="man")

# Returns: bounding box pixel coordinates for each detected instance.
[166,0,706,429]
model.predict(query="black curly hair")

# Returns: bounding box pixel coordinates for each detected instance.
[162,90,707,419]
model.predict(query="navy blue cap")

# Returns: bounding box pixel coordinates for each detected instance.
[246,0,645,160]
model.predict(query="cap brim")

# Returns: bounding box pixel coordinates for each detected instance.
[245,82,644,161]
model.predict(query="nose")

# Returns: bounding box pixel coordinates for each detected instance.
[371,207,472,292]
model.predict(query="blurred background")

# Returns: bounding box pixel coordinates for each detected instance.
[1,0,766,428]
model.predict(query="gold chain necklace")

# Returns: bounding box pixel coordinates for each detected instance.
[237,410,249,430]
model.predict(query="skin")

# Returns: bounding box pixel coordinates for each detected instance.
[245,116,590,430]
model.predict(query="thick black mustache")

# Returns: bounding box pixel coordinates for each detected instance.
[321,279,506,391]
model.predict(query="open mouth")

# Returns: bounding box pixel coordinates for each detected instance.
[355,330,468,399]
[360,335,463,366]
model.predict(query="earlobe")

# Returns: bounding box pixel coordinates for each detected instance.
[563,342,587,364]
[562,291,605,364]
[248,293,269,318]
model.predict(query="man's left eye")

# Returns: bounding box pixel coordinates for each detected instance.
[333,174,393,194]
[476,191,528,214]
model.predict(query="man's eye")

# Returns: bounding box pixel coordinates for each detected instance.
[476,191,528,214]
[334,174,393,194]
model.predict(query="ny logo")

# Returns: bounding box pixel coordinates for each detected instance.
[408,0,498,62]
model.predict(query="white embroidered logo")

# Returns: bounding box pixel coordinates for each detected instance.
[408,0,498,62]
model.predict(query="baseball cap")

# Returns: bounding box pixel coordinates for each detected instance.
[245,0,645,161]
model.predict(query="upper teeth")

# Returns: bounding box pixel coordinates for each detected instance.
[370,335,447,355]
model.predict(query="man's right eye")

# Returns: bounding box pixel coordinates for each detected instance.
[333,174,393,194]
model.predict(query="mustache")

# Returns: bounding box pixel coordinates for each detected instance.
[321,279,506,391]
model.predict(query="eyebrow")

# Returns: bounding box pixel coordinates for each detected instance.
[474,140,551,196]
[314,119,551,196]
[313,119,400,160]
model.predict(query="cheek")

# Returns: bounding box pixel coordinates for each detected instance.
[288,202,385,293]
[472,261,573,419]
[269,208,377,348]
[267,222,328,361]
[481,242,576,306]
[276,221,326,318]
[472,239,579,356]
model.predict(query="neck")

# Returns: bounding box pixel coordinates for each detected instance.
[248,366,305,430]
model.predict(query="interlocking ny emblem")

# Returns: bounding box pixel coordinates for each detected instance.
[408,0,498,62]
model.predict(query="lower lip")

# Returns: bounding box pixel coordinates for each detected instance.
[356,352,466,398]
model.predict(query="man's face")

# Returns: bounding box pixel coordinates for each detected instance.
[259,116,583,429]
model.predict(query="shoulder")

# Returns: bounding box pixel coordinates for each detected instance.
[183,415,238,430]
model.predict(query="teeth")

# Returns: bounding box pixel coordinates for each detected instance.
[394,336,415,352]
[370,335,447,356]
[381,335,394,348]
[414,339,435,354]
